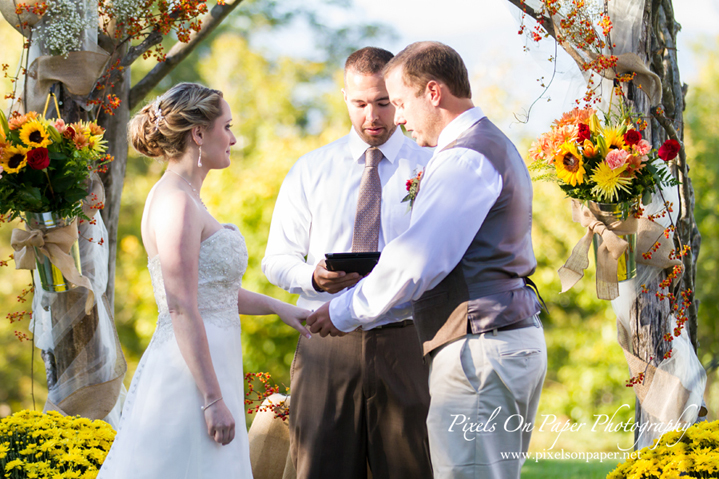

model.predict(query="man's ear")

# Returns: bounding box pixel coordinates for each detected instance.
[426,80,442,106]
[342,88,348,103]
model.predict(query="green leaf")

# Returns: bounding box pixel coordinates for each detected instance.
[16,186,43,209]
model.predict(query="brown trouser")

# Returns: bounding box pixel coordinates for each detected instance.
[289,322,433,479]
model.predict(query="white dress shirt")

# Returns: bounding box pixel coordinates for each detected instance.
[262,126,431,329]
[329,107,505,332]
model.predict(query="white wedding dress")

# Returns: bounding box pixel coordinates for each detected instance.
[98,224,253,479]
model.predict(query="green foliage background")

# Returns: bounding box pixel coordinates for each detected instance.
[1,9,717,454]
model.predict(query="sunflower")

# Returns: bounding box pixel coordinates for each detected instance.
[553,141,586,186]
[1,144,29,173]
[590,162,633,202]
[597,125,626,157]
[19,119,52,148]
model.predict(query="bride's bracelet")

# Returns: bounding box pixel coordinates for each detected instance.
[201,397,223,412]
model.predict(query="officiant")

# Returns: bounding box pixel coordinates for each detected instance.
[262,47,433,479]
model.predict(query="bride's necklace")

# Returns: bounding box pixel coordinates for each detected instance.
[167,169,207,210]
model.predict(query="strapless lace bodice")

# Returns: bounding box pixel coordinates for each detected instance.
[147,224,248,344]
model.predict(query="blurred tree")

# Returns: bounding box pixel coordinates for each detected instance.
[685,34,719,420]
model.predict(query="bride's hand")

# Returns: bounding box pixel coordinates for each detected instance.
[275,302,312,338]
[203,399,235,445]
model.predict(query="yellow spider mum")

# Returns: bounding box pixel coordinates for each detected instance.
[19,119,51,148]
[554,141,586,186]
[590,162,632,202]
[1,144,29,173]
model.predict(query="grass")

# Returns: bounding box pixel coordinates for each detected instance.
[521,459,617,478]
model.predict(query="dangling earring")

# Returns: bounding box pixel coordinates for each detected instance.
[197,145,202,167]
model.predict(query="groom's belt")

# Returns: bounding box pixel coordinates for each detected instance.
[484,314,541,336]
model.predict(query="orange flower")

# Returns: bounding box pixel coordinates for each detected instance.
[553,107,595,128]
[8,111,39,130]
[582,139,598,158]
[625,154,647,175]
[73,134,89,150]
[86,122,104,136]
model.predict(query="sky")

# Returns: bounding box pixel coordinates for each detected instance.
[266,0,719,145]
[347,0,719,143]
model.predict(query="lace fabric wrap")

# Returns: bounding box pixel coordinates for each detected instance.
[148,225,248,346]
[611,186,706,449]
[30,211,127,427]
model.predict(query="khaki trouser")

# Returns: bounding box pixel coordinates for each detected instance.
[426,319,547,479]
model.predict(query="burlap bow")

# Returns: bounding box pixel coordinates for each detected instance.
[11,219,94,314]
[558,200,638,300]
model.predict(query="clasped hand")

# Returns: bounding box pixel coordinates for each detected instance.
[306,302,345,337]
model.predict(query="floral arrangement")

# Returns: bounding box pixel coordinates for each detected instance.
[401,169,423,209]
[529,103,679,207]
[0,410,116,479]
[0,110,113,221]
[245,372,289,421]
[608,420,719,478]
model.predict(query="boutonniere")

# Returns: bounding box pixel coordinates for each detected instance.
[401,169,423,210]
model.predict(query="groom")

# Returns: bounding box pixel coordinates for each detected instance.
[307,41,548,479]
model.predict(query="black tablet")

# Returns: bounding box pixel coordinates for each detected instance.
[325,252,381,276]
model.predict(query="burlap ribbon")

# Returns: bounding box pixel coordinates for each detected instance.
[26,48,110,113]
[558,200,638,300]
[11,219,94,314]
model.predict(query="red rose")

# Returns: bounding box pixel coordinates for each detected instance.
[406,179,413,191]
[624,129,642,146]
[26,147,50,170]
[658,139,681,161]
[577,123,591,142]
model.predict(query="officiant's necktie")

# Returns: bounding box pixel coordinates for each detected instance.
[352,147,383,252]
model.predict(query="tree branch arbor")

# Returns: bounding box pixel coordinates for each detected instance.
[509,0,700,433]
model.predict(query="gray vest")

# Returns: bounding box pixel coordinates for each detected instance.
[412,117,540,356]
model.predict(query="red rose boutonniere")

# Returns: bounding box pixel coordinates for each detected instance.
[401,169,423,210]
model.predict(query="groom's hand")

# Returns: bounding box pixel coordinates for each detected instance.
[313,260,361,294]
[306,302,345,337]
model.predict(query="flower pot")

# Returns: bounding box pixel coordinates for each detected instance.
[23,211,82,292]
[589,201,637,282]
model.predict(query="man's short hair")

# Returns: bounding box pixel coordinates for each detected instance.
[383,41,472,99]
[345,47,395,76]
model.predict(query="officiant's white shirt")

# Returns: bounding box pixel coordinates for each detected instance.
[262,127,431,329]
[330,107,504,332]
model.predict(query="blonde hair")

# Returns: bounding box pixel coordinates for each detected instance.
[128,83,224,160]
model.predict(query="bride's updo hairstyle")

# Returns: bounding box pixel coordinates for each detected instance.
[128,82,224,160]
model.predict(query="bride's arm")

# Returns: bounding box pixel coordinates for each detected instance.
[237,288,312,338]
[151,190,235,446]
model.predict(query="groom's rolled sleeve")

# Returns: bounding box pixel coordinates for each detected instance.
[329,148,502,332]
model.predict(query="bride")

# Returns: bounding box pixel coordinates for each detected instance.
[97,82,311,478]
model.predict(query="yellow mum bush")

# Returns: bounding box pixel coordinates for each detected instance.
[0,410,115,479]
[608,420,719,478]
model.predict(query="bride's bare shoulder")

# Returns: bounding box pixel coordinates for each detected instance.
[141,179,203,256]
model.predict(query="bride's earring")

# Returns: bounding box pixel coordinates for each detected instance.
[197,145,202,167]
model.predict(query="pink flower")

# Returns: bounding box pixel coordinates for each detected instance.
[634,139,651,156]
[54,119,66,133]
[605,149,629,170]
